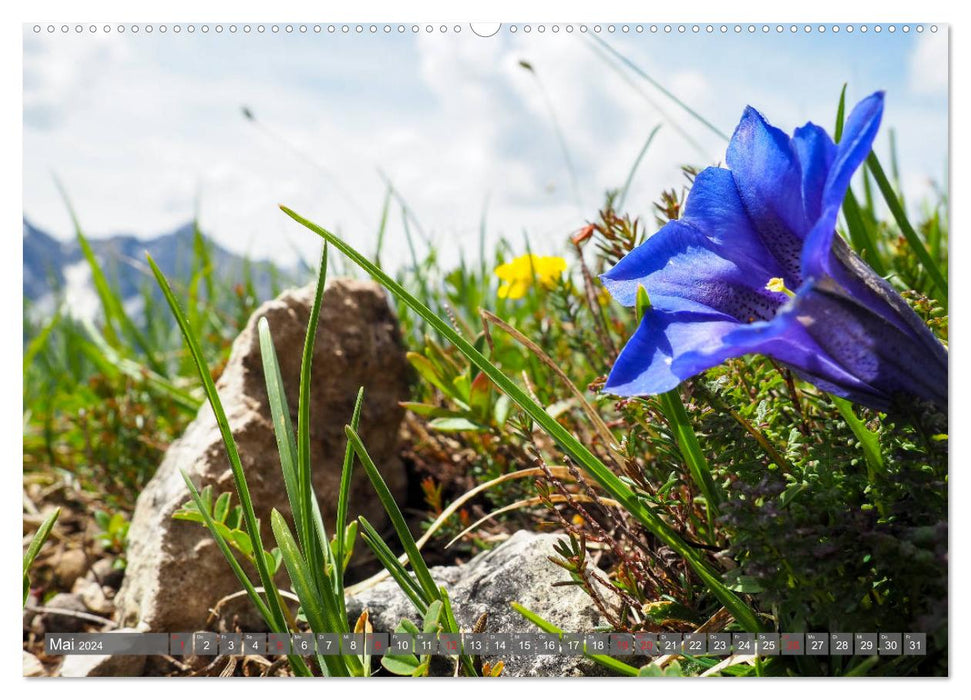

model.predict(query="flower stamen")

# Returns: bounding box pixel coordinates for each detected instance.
[765,277,796,298]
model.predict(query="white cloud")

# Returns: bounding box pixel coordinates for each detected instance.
[908,33,949,96]
[23,29,949,275]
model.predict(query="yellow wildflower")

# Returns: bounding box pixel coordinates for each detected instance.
[494,254,567,299]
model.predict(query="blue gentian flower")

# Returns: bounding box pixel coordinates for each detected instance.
[601,92,947,412]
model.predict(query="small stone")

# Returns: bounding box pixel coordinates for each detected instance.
[73,578,115,616]
[23,651,45,677]
[53,548,87,590]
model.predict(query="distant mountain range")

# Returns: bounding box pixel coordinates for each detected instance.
[23,217,289,321]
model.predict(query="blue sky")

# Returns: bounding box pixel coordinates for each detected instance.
[23,24,949,269]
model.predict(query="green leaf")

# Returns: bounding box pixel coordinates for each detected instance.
[399,402,466,419]
[398,619,421,636]
[635,284,651,325]
[280,206,764,634]
[638,660,685,677]
[833,397,884,483]
[428,417,486,432]
[178,472,273,625]
[213,492,231,523]
[422,600,444,633]
[381,654,424,676]
[408,352,456,398]
[468,371,492,418]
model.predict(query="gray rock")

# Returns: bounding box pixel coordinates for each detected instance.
[347,531,615,677]
[117,279,410,632]
[57,628,147,677]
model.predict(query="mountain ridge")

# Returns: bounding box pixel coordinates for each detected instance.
[23,217,288,321]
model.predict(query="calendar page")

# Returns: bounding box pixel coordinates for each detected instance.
[21,13,949,682]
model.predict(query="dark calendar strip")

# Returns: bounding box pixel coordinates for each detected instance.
[46,632,927,657]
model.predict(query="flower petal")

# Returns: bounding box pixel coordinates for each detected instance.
[792,123,836,223]
[600,220,787,321]
[786,282,947,408]
[800,92,885,281]
[604,310,741,396]
[824,91,885,214]
[672,296,894,408]
[727,106,809,280]
[681,167,784,269]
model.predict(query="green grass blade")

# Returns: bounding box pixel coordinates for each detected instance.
[511,602,638,676]
[866,153,948,305]
[889,128,908,219]
[374,186,393,266]
[281,206,762,633]
[834,84,847,142]
[439,588,478,676]
[358,516,429,615]
[345,425,440,602]
[298,245,329,603]
[23,311,62,374]
[259,310,355,672]
[335,386,365,621]
[147,255,291,636]
[658,390,721,520]
[270,510,350,677]
[24,508,60,606]
[841,191,887,276]
[77,229,165,374]
[258,318,305,534]
[192,219,215,302]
